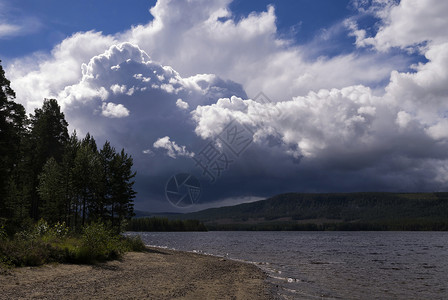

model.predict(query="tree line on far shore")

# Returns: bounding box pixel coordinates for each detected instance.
[127,217,207,232]
[0,60,136,234]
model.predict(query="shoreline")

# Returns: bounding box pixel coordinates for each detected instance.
[0,246,279,300]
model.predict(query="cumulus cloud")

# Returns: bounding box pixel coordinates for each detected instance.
[426,120,448,141]
[45,41,247,211]
[101,102,130,118]
[8,0,407,111]
[348,0,448,52]
[153,136,195,159]
[110,84,128,95]
[190,4,448,193]
[122,0,408,100]
[176,98,189,110]
[7,31,116,111]
[193,86,387,159]
[192,31,448,153]
[395,111,412,129]
[56,42,246,121]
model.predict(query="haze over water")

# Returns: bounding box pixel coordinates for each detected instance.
[130,231,448,299]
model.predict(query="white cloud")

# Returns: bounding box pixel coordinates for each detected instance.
[426,119,448,141]
[395,111,412,128]
[122,1,405,100]
[56,42,177,109]
[153,136,194,159]
[385,42,448,125]
[56,42,246,116]
[176,98,189,110]
[110,84,128,95]
[0,19,41,39]
[191,36,448,172]
[142,149,155,157]
[101,102,130,118]
[8,0,406,111]
[7,31,116,111]
[192,85,389,159]
[0,23,21,38]
[348,0,448,52]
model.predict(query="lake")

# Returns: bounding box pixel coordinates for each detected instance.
[127,231,448,299]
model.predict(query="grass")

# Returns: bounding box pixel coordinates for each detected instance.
[0,220,146,270]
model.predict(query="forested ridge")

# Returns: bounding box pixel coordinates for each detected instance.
[0,60,136,234]
[171,192,448,231]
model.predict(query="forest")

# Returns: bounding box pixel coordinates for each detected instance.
[0,60,136,235]
[127,217,207,232]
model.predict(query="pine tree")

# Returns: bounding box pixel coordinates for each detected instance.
[38,157,64,223]
[0,60,27,220]
[60,131,80,226]
[29,99,69,220]
[110,149,136,228]
[72,134,102,226]
[98,141,116,221]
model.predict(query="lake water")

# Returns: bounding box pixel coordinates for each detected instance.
[127,231,448,299]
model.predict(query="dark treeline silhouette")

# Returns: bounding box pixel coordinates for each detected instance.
[127,217,207,232]
[0,61,136,233]
[206,220,448,231]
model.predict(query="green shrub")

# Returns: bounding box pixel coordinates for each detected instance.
[34,219,68,238]
[1,220,145,267]
[122,235,146,252]
[0,233,13,270]
[14,227,36,241]
[0,238,65,267]
[73,222,124,263]
[35,219,50,236]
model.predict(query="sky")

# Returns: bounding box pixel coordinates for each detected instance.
[1,0,448,212]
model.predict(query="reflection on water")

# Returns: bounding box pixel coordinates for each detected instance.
[128,231,448,299]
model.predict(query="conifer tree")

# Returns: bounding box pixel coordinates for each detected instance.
[38,157,64,223]
[29,99,69,219]
[0,61,136,231]
[60,131,80,225]
[0,60,26,220]
[110,149,136,227]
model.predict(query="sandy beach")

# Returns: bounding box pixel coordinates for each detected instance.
[0,247,277,300]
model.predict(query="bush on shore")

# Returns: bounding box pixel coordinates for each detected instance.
[0,220,146,269]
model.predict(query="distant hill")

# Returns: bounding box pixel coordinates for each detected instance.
[165,192,448,231]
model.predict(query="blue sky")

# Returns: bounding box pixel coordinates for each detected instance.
[231,0,352,42]
[0,0,156,58]
[2,0,448,212]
